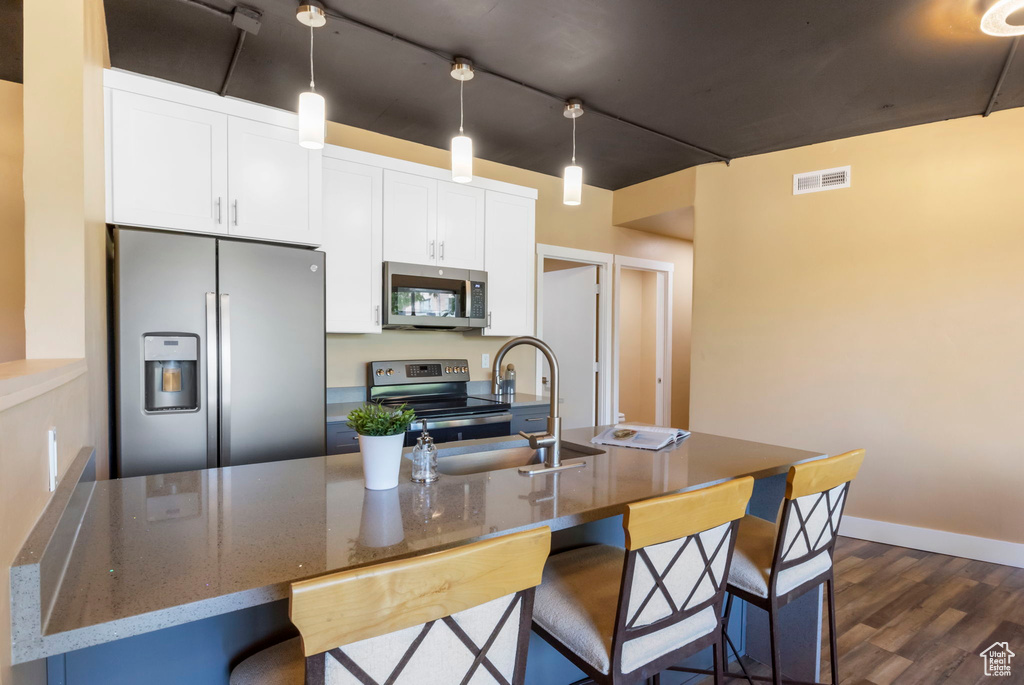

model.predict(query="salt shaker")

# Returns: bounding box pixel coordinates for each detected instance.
[410,420,438,483]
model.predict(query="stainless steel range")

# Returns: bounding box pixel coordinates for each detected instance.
[367,359,512,446]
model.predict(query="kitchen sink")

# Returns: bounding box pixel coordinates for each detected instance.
[436,442,604,476]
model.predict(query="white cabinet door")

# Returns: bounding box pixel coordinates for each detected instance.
[382,170,437,265]
[483,191,536,337]
[110,90,228,234]
[436,182,485,270]
[322,157,383,333]
[227,118,322,245]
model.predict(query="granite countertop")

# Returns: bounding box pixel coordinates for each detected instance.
[326,393,548,423]
[10,427,822,663]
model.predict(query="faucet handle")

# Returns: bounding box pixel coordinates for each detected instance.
[519,430,556,449]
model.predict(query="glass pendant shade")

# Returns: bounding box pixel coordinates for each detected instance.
[451,134,473,183]
[563,164,583,205]
[298,91,325,149]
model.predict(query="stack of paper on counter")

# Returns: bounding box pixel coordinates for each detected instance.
[591,424,691,451]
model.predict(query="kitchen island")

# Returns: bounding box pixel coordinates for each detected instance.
[11,428,826,684]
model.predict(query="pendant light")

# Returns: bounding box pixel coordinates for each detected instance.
[981,0,1024,35]
[296,2,326,149]
[450,58,474,184]
[563,99,584,206]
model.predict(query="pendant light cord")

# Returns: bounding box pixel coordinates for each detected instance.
[459,78,465,134]
[309,25,315,90]
[571,114,577,164]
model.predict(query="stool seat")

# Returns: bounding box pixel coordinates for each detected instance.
[230,637,303,685]
[727,515,833,599]
[534,544,719,677]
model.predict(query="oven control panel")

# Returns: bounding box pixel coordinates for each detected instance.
[368,359,472,386]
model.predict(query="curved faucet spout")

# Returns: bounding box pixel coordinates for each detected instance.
[492,336,567,470]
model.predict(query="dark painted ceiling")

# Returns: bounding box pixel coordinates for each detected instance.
[10,0,1024,188]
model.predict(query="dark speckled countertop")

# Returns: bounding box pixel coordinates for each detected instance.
[326,393,548,424]
[10,427,822,663]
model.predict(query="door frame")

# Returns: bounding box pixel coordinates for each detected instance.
[535,244,615,426]
[613,255,674,426]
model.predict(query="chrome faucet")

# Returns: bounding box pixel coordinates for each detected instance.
[492,336,585,475]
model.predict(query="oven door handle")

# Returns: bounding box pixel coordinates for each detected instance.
[407,413,513,432]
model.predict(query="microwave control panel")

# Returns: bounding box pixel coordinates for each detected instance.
[469,281,486,319]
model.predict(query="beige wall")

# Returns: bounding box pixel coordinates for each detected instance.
[0,81,24,363]
[2,1,109,683]
[691,107,1024,544]
[324,121,694,427]
[618,268,658,424]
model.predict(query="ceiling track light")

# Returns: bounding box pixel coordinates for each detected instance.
[450,57,475,184]
[563,99,584,206]
[296,1,326,149]
[982,0,1024,35]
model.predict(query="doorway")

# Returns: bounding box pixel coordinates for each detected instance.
[535,244,614,428]
[613,256,674,427]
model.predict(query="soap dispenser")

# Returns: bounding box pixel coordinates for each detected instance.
[410,420,438,483]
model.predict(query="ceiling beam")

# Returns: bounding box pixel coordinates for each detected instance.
[320,5,732,165]
[984,37,1019,117]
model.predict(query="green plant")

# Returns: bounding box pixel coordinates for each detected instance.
[346,402,417,437]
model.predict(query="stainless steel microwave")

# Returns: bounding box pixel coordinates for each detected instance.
[382,262,487,330]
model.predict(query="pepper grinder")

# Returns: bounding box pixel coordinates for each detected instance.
[410,420,438,483]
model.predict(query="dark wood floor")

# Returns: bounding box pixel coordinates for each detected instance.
[698,536,1024,685]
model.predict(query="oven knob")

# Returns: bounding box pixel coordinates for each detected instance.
[386,368,394,376]
[460,366,468,373]
[375,369,384,376]
[445,366,452,373]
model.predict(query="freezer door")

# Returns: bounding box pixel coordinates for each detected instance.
[115,228,217,478]
[217,240,326,467]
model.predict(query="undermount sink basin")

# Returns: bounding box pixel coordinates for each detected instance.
[436,442,604,476]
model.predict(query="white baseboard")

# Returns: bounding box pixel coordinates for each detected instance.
[840,516,1024,569]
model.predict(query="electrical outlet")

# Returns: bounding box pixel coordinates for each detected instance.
[481,353,490,369]
[48,428,58,492]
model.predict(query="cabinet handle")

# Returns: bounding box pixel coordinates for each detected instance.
[216,197,222,224]
[439,241,445,261]
[524,417,545,422]
[232,200,238,226]
[374,305,380,325]
[430,240,436,259]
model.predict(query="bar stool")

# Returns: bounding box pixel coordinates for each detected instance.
[532,477,754,685]
[720,449,865,685]
[230,526,551,685]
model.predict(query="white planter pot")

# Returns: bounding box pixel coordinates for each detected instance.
[359,433,405,490]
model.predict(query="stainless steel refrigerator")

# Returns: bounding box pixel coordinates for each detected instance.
[113,227,325,478]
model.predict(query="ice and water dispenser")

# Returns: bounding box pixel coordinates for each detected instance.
[143,335,198,412]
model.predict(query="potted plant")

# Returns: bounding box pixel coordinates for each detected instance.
[347,403,417,490]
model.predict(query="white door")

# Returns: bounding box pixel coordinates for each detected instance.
[110,90,228,234]
[227,118,322,245]
[382,170,437,265]
[483,191,535,337]
[321,156,383,333]
[437,182,485,270]
[542,265,598,430]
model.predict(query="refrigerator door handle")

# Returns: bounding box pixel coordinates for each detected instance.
[206,292,219,468]
[220,293,232,466]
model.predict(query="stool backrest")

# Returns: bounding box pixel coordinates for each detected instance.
[290,527,551,685]
[770,449,865,600]
[610,477,754,679]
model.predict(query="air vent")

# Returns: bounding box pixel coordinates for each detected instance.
[793,166,851,195]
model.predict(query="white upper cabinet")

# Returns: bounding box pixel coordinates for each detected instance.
[109,90,229,234]
[105,73,322,246]
[382,170,438,265]
[483,191,536,337]
[436,183,485,270]
[321,156,383,334]
[227,118,322,245]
